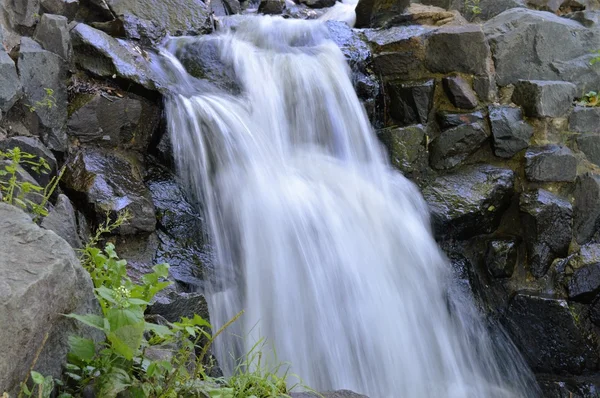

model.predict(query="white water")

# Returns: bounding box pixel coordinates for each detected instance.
[154,15,539,398]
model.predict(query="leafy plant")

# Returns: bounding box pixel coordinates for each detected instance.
[578,91,600,106]
[464,0,481,15]
[25,88,56,113]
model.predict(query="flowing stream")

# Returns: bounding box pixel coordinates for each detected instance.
[153,15,539,397]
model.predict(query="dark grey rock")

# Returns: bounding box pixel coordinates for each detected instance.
[429,123,488,170]
[355,0,411,28]
[258,0,284,14]
[473,74,498,102]
[0,203,100,395]
[484,9,600,91]
[565,10,600,27]
[41,0,79,19]
[524,145,577,183]
[425,24,491,75]
[62,148,156,235]
[326,21,371,71]
[147,291,209,323]
[0,136,57,186]
[33,14,72,62]
[0,49,22,112]
[210,0,240,16]
[504,293,598,374]
[570,106,600,133]
[489,105,533,158]
[41,194,82,248]
[539,377,600,398]
[387,79,434,126]
[436,110,485,130]
[422,165,515,238]
[67,93,160,151]
[519,189,573,278]
[377,124,427,174]
[577,134,600,166]
[485,238,518,278]
[574,172,600,244]
[298,0,335,8]
[443,75,478,109]
[18,37,68,152]
[568,263,600,302]
[512,80,577,118]
[527,0,562,11]
[473,0,527,20]
[2,0,40,29]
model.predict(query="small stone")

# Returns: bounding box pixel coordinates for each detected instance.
[524,145,577,183]
[519,189,573,278]
[436,110,485,129]
[387,79,434,126]
[0,50,22,113]
[298,0,336,8]
[443,76,478,109]
[574,172,600,244]
[569,106,600,133]
[258,0,284,14]
[568,263,600,303]
[33,14,72,62]
[489,105,533,158]
[429,122,488,170]
[485,238,518,278]
[512,80,577,118]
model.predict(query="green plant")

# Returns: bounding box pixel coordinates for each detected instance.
[578,91,600,106]
[464,0,481,15]
[25,88,57,113]
[591,49,600,65]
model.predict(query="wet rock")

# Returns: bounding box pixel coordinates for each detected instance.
[470,0,527,20]
[298,0,335,8]
[489,105,532,158]
[355,0,411,28]
[484,9,600,91]
[504,293,598,374]
[147,291,210,323]
[67,93,159,151]
[574,172,600,244]
[436,110,485,129]
[519,189,573,278]
[527,0,562,12]
[2,0,40,30]
[0,49,22,112]
[210,0,240,16]
[442,75,478,109]
[377,124,427,175]
[33,14,72,62]
[41,0,79,20]
[387,79,434,126]
[0,136,57,186]
[568,263,600,302]
[62,148,156,235]
[524,145,577,183]
[570,243,600,270]
[429,123,488,170]
[577,135,600,167]
[539,377,600,398]
[422,165,515,238]
[41,194,82,248]
[485,238,518,278]
[18,37,68,152]
[0,203,99,394]
[258,0,285,14]
[326,21,371,71]
[473,74,498,103]
[425,24,491,75]
[512,80,577,118]
[570,106,600,133]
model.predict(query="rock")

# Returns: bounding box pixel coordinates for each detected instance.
[18,37,68,152]
[62,148,156,235]
[0,203,99,394]
[355,0,411,28]
[147,291,209,323]
[67,93,160,151]
[422,165,515,238]
[2,0,40,30]
[298,0,336,8]
[0,136,57,186]
[326,21,371,71]
[40,0,79,19]
[0,161,46,208]
[488,105,533,158]
[570,243,600,270]
[258,0,284,13]
[210,0,240,16]
[425,24,491,75]
[485,238,518,278]
[429,123,488,169]
[519,189,573,278]
[524,145,577,183]
[442,75,478,109]
[436,110,485,129]
[0,49,22,112]
[512,80,577,118]
[568,263,600,302]
[566,10,600,27]
[387,79,434,126]
[471,0,527,21]
[527,0,562,12]
[577,135,600,167]
[504,293,598,374]
[377,124,427,175]
[71,23,162,91]
[574,172,600,244]
[291,391,369,398]
[33,14,72,62]
[41,194,82,249]
[484,9,600,91]
[539,377,600,398]
[473,74,498,102]
[570,106,600,133]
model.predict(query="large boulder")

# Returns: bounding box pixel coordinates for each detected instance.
[524,145,578,183]
[512,80,577,118]
[40,0,80,20]
[574,172,600,244]
[355,0,411,28]
[422,165,515,238]
[484,8,600,92]
[0,203,99,394]
[62,148,156,235]
[33,14,72,62]
[2,0,40,30]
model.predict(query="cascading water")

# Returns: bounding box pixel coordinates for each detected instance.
[153,15,539,397]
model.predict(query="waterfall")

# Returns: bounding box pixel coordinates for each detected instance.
[153,15,539,398]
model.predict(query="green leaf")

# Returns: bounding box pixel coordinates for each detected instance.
[30,371,45,384]
[144,322,173,338]
[96,286,119,304]
[96,368,131,398]
[20,382,32,396]
[68,335,96,362]
[106,307,145,360]
[152,263,170,278]
[193,313,212,328]
[64,313,105,331]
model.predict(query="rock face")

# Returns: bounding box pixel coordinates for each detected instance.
[578,135,600,167]
[62,148,156,235]
[33,14,72,61]
[41,194,83,249]
[258,0,284,14]
[569,106,600,134]
[355,0,411,28]
[488,105,533,158]
[0,136,57,186]
[442,75,478,109]
[524,145,578,183]
[512,80,577,118]
[377,124,427,176]
[429,122,488,169]
[425,25,491,75]
[485,238,518,278]
[387,79,434,126]
[0,203,99,394]
[0,49,22,112]
[574,172,600,244]
[422,165,515,238]
[568,263,600,303]
[519,189,573,278]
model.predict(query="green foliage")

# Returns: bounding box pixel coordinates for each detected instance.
[0,146,62,218]
[19,372,55,398]
[578,91,600,107]
[464,0,481,15]
[25,88,56,113]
